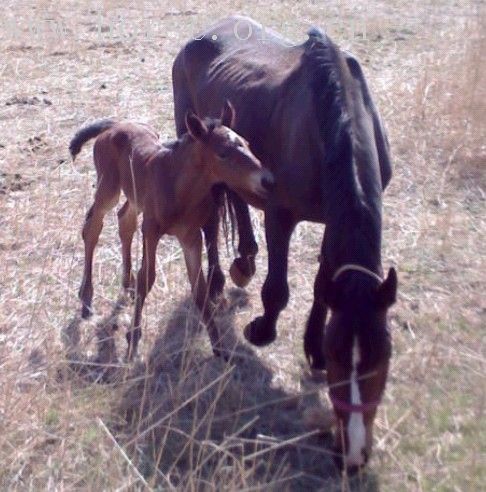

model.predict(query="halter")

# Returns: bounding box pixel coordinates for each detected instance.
[332,264,383,283]
[330,395,381,414]
[329,264,383,414]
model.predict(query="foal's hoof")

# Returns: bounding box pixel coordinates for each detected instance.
[230,257,255,288]
[212,346,229,362]
[244,317,276,346]
[213,295,229,312]
[81,305,93,319]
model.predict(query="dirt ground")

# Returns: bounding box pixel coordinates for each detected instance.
[0,1,484,490]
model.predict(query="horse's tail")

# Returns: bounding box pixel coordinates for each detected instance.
[69,118,117,160]
[212,185,237,254]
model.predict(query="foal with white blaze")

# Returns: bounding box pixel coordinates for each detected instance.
[70,102,274,359]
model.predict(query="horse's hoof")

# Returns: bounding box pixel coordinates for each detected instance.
[307,353,327,371]
[244,317,276,346]
[213,347,229,361]
[213,295,229,312]
[81,305,92,319]
[230,258,255,288]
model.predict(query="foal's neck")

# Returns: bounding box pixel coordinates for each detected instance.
[174,136,214,202]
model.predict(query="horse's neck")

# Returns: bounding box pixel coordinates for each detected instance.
[173,142,213,206]
[327,205,382,273]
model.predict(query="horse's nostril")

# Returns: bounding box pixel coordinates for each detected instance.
[261,174,275,192]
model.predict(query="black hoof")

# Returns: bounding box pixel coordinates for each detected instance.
[307,353,327,371]
[81,305,92,319]
[304,343,326,370]
[244,317,276,346]
[213,347,229,362]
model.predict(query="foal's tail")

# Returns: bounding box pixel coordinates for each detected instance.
[69,118,117,160]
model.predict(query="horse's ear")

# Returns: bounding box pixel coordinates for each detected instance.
[376,267,397,308]
[185,111,208,140]
[220,100,236,128]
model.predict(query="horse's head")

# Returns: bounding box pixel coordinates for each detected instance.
[184,100,274,199]
[322,266,397,472]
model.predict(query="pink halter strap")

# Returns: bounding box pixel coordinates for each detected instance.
[330,396,381,414]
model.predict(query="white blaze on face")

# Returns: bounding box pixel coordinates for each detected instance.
[226,128,243,145]
[346,337,366,466]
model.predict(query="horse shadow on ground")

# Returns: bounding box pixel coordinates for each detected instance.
[61,289,380,491]
[60,293,129,384]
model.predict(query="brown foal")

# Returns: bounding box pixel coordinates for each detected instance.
[69,102,274,359]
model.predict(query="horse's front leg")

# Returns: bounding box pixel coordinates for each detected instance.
[244,207,295,346]
[181,229,222,357]
[304,237,329,370]
[229,191,259,288]
[203,206,226,304]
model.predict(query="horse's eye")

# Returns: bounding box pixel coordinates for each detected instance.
[218,151,229,160]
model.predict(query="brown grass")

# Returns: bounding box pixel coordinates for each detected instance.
[0,0,484,490]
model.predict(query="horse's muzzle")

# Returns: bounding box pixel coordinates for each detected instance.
[261,172,275,192]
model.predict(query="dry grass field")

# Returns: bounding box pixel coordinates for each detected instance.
[0,0,485,490]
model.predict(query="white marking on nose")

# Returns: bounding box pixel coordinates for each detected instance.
[346,337,366,466]
[226,128,243,144]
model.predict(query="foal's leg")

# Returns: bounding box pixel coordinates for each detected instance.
[79,181,120,318]
[229,192,259,288]
[244,207,295,346]
[181,229,222,356]
[304,238,329,370]
[117,200,138,294]
[128,219,161,360]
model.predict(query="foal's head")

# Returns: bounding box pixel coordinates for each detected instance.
[184,101,274,198]
[323,267,397,472]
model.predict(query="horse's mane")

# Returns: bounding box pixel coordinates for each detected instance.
[304,28,361,213]
[305,29,383,290]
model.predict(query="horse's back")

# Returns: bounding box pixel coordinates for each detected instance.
[173,17,391,218]
[93,121,160,206]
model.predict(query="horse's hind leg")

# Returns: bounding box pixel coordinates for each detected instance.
[203,208,226,304]
[79,178,120,318]
[118,200,138,295]
[244,207,295,346]
[229,192,259,288]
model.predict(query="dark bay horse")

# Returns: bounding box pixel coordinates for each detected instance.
[69,102,273,359]
[172,17,397,470]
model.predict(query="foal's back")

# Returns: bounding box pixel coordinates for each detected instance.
[93,122,161,208]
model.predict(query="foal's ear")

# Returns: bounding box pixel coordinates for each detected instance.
[220,100,236,128]
[376,267,397,308]
[185,111,208,141]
